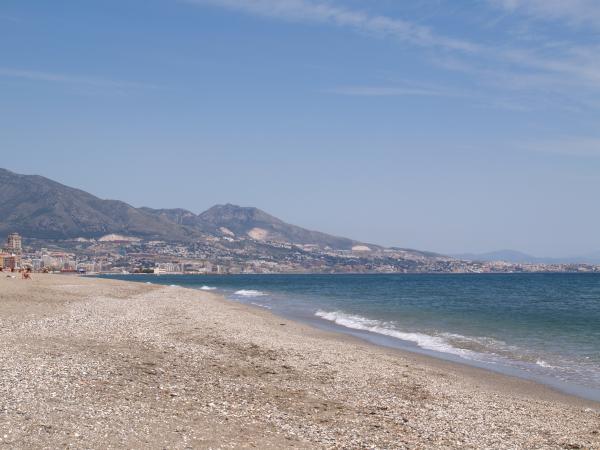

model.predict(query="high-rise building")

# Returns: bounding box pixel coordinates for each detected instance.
[6,233,22,254]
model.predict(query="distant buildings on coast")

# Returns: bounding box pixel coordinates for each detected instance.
[6,232,22,253]
[0,232,81,273]
[2,230,600,275]
[0,232,22,270]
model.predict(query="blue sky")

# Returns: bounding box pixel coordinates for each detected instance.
[2,0,600,256]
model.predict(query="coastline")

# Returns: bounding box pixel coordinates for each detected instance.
[98,272,600,403]
[1,274,598,448]
[101,274,600,405]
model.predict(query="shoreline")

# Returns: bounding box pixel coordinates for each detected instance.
[200,287,600,410]
[288,310,600,404]
[95,273,600,405]
[1,274,599,448]
[285,310,600,405]
[97,272,600,404]
[314,320,600,409]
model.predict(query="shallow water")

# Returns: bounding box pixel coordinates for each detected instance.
[100,273,600,401]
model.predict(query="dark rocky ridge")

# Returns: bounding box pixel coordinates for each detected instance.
[0,168,367,250]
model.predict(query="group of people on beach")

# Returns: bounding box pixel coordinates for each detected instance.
[1,267,32,279]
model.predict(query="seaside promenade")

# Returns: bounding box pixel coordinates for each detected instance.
[0,275,598,448]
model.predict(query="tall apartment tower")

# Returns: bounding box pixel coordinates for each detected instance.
[6,233,22,254]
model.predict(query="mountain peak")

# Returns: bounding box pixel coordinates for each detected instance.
[201,204,278,223]
[0,168,365,250]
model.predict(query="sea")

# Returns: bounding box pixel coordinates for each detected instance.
[99,273,600,402]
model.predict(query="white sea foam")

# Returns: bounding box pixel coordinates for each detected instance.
[250,302,272,309]
[440,332,520,357]
[315,310,477,359]
[234,289,266,297]
[536,359,556,368]
[169,284,178,288]
[200,286,216,291]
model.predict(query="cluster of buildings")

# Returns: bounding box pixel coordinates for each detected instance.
[1,232,82,273]
[0,233,22,270]
[5,231,600,275]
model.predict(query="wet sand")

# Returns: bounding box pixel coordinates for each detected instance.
[0,274,599,449]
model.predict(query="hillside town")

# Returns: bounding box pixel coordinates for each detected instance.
[4,231,600,275]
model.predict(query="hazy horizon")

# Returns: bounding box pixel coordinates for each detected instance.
[3,1,600,256]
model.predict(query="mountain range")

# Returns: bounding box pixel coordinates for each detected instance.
[0,168,368,250]
[3,168,596,265]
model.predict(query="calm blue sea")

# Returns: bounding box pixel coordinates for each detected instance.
[99,273,600,401]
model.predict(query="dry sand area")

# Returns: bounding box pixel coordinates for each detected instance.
[0,274,599,449]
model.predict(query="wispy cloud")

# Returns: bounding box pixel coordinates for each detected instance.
[184,0,600,112]
[325,85,458,98]
[489,0,600,28]
[186,1,600,83]
[501,46,600,88]
[522,137,600,156]
[185,0,479,52]
[434,46,600,110]
[0,67,156,89]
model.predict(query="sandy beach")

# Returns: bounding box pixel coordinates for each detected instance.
[0,275,598,449]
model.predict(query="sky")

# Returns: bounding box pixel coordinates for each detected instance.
[2,0,600,257]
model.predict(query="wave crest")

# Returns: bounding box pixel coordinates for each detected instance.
[315,310,477,359]
[234,289,266,297]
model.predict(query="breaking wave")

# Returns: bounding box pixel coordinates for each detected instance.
[315,310,478,359]
[234,289,266,297]
[536,359,556,368]
[200,286,217,291]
